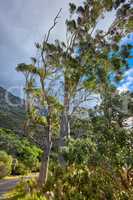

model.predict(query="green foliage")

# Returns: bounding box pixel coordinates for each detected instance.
[0,151,13,179]
[61,137,96,165]
[13,0,132,196]
[19,194,47,200]
[43,164,133,200]
[0,128,42,174]
[16,63,37,75]
[90,117,133,167]
[10,162,133,200]
[15,162,29,175]
[7,179,47,200]
[69,3,76,15]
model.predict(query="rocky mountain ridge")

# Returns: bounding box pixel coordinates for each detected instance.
[0,86,25,131]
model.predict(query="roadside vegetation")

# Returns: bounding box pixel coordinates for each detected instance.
[0,0,133,199]
[0,128,42,177]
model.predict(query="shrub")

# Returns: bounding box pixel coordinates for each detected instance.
[12,164,133,200]
[19,194,47,200]
[0,128,42,173]
[43,164,133,200]
[0,151,13,179]
[15,162,29,175]
[7,179,47,200]
[61,137,96,165]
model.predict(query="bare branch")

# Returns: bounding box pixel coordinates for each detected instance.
[45,8,62,43]
[41,8,62,73]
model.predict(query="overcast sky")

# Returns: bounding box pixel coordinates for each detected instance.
[0,0,83,92]
[0,0,116,96]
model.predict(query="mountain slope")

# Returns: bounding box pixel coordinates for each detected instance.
[0,87,26,132]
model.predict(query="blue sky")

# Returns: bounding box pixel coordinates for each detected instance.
[112,33,133,92]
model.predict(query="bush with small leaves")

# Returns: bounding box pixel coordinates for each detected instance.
[0,151,13,179]
[0,128,42,174]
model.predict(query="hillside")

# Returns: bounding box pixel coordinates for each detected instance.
[0,87,26,132]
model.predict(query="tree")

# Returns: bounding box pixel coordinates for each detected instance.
[16,63,35,134]
[78,0,132,127]
[45,0,115,150]
[16,9,62,188]
[16,0,132,188]
[47,0,132,146]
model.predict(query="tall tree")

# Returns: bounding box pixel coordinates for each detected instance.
[16,9,62,188]
[47,0,132,144]
[77,0,132,127]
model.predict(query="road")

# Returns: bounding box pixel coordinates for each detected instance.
[0,177,19,199]
[0,174,37,199]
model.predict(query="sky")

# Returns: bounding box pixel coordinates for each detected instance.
[110,33,133,92]
[117,33,133,92]
[0,0,129,97]
[0,0,83,95]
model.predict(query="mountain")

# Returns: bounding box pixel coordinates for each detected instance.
[0,86,26,132]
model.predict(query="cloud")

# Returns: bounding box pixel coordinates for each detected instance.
[0,0,82,93]
[0,0,116,95]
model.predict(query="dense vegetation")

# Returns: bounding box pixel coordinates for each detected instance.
[0,128,42,176]
[9,122,133,199]
[0,0,133,199]
[0,151,12,179]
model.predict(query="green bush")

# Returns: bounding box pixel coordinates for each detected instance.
[7,179,47,200]
[19,194,47,200]
[61,137,96,165]
[15,162,29,175]
[61,124,133,169]
[0,151,13,179]
[43,164,133,200]
[0,128,42,173]
[12,164,133,200]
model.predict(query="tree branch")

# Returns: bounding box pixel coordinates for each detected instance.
[45,8,62,43]
[41,8,62,73]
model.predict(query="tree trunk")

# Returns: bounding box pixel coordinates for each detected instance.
[38,143,51,188]
[59,78,70,164]
[103,85,112,128]
[38,106,52,188]
[60,78,70,146]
